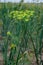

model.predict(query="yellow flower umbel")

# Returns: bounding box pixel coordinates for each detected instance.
[9,10,34,22]
[7,31,11,35]
[10,44,16,49]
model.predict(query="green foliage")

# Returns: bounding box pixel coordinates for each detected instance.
[0,2,43,65]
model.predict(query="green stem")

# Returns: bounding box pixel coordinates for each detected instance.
[29,33,39,65]
[16,47,20,65]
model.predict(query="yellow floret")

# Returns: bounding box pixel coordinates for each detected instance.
[10,44,16,49]
[7,31,11,35]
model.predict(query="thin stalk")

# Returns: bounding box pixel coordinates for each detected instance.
[29,33,39,65]
[16,47,20,65]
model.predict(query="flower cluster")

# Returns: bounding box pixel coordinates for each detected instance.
[7,31,11,35]
[10,44,16,49]
[9,10,34,22]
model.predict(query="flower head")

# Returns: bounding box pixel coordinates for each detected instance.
[9,10,34,22]
[7,31,11,35]
[10,44,16,49]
